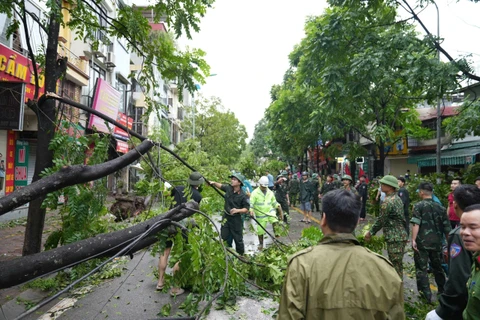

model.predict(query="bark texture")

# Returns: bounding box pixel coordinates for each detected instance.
[0,140,154,215]
[0,201,199,288]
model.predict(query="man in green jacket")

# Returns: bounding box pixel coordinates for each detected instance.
[278,189,405,320]
[288,175,300,207]
[460,204,480,320]
[426,184,480,320]
[365,175,408,277]
[299,172,314,223]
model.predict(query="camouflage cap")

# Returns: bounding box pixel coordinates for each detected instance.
[341,174,353,182]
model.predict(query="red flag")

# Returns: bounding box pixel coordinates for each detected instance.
[359,166,369,183]
[344,163,351,176]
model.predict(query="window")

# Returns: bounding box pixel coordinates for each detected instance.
[116,79,128,113]
[0,13,11,46]
[133,107,145,136]
[87,62,106,97]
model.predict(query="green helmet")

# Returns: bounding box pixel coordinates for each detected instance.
[312,173,318,179]
[379,175,399,189]
[341,175,353,182]
[281,170,288,177]
[229,173,245,186]
[187,171,205,186]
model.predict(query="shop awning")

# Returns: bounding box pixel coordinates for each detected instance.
[408,145,480,167]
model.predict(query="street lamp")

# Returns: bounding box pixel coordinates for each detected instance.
[433,1,442,178]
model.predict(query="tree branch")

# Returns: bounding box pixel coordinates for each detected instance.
[399,0,480,82]
[0,139,155,215]
[0,201,199,288]
[18,0,40,101]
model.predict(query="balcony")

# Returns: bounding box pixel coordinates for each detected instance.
[58,44,89,84]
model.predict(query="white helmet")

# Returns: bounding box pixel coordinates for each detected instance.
[258,176,269,187]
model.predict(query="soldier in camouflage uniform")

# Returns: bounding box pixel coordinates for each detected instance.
[365,175,408,277]
[333,174,343,189]
[289,175,300,207]
[311,173,321,212]
[341,175,360,196]
[274,175,290,224]
[411,182,451,303]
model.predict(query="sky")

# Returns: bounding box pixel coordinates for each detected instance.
[177,0,480,140]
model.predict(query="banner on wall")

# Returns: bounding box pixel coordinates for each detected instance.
[5,130,15,195]
[88,78,121,133]
[14,140,29,191]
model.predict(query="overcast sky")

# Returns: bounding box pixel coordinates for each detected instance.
[178,0,480,140]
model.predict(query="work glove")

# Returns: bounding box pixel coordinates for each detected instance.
[425,310,443,320]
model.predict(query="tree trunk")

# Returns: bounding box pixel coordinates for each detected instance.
[378,141,385,176]
[0,201,199,289]
[23,9,61,255]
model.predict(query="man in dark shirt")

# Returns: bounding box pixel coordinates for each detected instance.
[210,173,250,255]
[426,184,480,320]
[299,172,314,223]
[274,175,290,223]
[320,174,335,198]
[411,182,451,303]
[356,175,368,221]
[397,177,410,235]
[157,171,204,295]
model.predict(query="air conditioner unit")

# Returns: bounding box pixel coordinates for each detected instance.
[105,51,116,68]
[94,44,107,58]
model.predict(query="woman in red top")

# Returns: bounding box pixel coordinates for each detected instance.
[448,178,461,229]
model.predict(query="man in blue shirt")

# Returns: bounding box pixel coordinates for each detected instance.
[266,170,274,191]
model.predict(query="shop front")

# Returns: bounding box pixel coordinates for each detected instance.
[0,43,44,220]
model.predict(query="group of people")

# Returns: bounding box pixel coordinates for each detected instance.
[279,173,480,319]
[156,169,480,320]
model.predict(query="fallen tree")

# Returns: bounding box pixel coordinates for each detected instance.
[0,200,199,289]
[0,139,155,216]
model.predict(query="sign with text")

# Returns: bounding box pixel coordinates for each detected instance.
[14,140,29,191]
[88,78,121,133]
[0,82,25,130]
[0,43,45,101]
[5,130,15,195]
[115,139,129,153]
[113,112,134,140]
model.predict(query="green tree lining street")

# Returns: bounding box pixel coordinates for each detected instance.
[1,0,480,318]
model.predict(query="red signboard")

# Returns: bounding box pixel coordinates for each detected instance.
[0,43,45,101]
[116,140,129,153]
[114,112,134,140]
[5,130,15,195]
